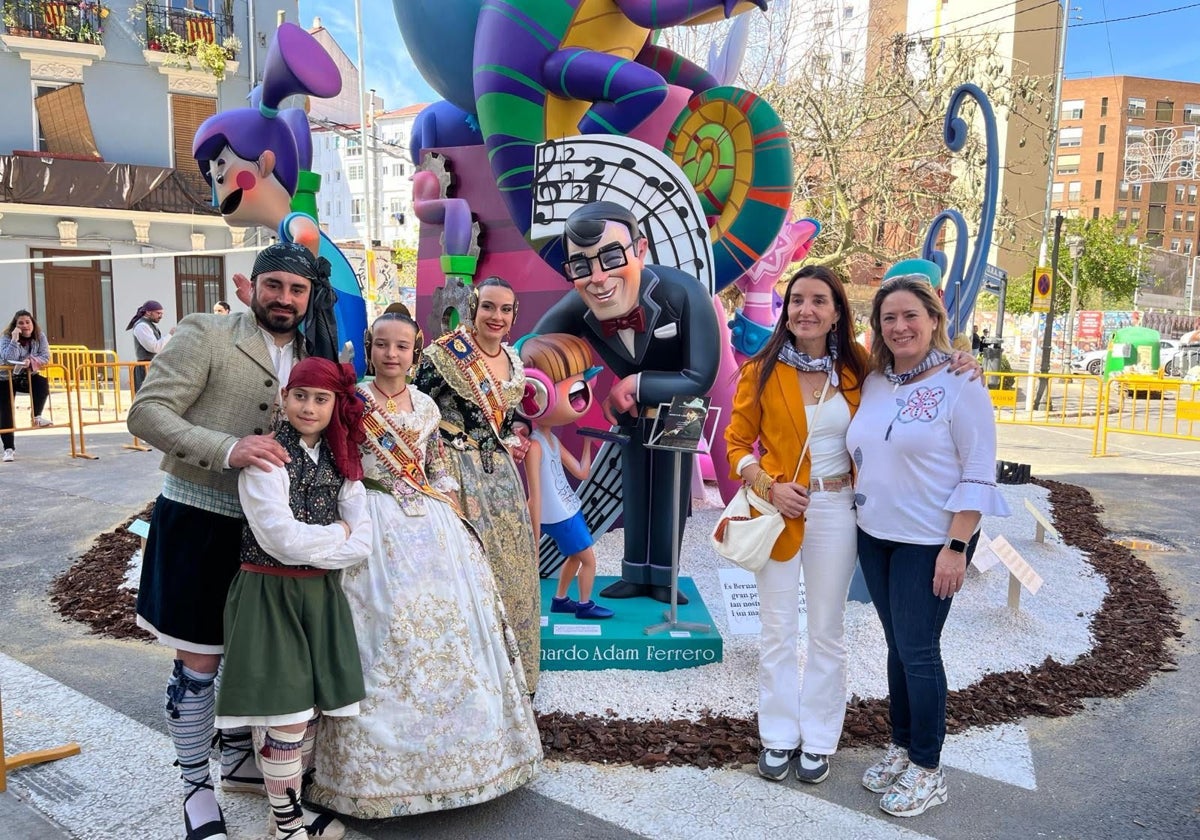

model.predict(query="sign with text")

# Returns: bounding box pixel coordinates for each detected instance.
[718,567,806,635]
[989,535,1044,610]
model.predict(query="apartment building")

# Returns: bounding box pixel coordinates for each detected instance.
[1053,76,1200,256]
[0,0,295,360]
[860,0,1061,281]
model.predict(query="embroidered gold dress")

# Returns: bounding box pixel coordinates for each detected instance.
[413,328,540,692]
[307,387,542,818]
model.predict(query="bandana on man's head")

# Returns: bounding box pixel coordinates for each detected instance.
[124,299,164,331]
[285,356,365,481]
[252,241,340,363]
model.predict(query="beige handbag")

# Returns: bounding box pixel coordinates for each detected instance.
[711,375,831,572]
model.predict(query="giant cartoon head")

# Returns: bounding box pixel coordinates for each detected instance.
[560,202,647,323]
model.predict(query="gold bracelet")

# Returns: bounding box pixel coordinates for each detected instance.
[751,471,774,501]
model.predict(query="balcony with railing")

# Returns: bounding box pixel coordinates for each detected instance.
[2,0,108,45]
[141,2,240,83]
[144,2,232,54]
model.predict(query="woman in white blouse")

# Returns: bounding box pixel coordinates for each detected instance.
[846,274,1010,818]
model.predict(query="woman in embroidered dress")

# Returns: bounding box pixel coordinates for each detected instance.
[846,274,1009,818]
[308,311,541,818]
[413,276,541,692]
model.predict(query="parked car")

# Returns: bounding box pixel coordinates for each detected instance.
[1072,338,1181,376]
[1165,342,1200,378]
[1072,348,1108,375]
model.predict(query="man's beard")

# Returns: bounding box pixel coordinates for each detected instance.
[251,296,302,334]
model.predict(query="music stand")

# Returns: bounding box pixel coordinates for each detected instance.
[642,398,721,636]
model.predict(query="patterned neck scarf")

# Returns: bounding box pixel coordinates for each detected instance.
[777,331,840,388]
[884,349,951,386]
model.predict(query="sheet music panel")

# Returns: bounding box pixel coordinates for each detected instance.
[530,134,715,295]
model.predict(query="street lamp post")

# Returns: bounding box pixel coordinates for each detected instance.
[1066,233,1084,371]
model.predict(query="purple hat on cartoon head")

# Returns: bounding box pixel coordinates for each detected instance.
[192,22,341,198]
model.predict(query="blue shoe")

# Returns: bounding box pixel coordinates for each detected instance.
[550,595,579,613]
[574,600,614,619]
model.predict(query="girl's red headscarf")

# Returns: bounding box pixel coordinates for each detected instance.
[285,357,365,481]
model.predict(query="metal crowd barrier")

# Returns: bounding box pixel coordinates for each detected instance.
[988,371,1105,431]
[70,361,151,460]
[0,363,72,452]
[1094,373,1200,456]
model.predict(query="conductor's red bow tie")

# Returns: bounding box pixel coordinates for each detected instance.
[600,306,646,337]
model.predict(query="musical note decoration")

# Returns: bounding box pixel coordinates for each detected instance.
[530,134,715,295]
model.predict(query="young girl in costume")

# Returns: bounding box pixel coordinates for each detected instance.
[216,356,371,840]
[308,311,541,818]
[518,333,614,619]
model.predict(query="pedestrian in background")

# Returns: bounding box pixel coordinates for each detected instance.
[127,300,174,392]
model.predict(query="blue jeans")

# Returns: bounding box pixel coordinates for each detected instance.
[857,528,962,769]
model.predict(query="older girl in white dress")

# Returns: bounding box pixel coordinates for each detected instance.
[308,312,541,818]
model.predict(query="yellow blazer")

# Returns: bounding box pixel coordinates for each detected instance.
[724,351,864,561]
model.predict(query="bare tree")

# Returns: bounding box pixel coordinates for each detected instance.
[766,32,1053,278]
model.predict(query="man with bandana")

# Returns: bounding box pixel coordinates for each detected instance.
[127,241,345,840]
[534,201,720,604]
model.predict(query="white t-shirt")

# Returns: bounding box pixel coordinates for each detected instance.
[846,367,1010,544]
[530,428,582,524]
[806,391,852,478]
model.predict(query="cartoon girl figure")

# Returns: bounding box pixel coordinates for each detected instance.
[192,22,371,375]
[192,23,340,255]
[518,333,614,620]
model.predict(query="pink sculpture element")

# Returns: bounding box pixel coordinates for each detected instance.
[705,293,742,504]
[730,216,821,363]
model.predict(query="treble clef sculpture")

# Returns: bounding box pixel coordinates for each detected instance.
[920,83,1000,338]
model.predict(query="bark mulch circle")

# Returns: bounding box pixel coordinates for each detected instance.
[53,479,1180,769]
[50,502,155,643]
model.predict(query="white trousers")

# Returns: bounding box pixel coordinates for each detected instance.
[755,487,858,755]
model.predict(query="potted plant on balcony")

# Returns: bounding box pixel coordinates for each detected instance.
[3,2,31,37]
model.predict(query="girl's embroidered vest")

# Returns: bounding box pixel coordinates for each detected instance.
[239,423,343,570]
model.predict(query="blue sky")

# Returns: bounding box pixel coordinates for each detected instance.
[1065,1,1200,83]
[297,1,1200,112]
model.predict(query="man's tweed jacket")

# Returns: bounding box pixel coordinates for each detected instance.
[127,311,305,497]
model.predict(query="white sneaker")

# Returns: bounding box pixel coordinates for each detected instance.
[879,764,948,817]
[33,416,52,427]
[2,449,13,462]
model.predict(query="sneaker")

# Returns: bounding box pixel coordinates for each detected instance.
[792,751,830,784]
[862,743,910,793]
[33,416,52,427]
[574,600,614,619]
[879,764,947,817]
[2,449,13,462]
[757,747,793,782]
[550,595,579,613]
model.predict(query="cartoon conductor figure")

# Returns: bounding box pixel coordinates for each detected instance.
[533,201,721,604]
[518,333,614,620]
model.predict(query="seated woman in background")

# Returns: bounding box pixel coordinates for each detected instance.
[1,310,52,462]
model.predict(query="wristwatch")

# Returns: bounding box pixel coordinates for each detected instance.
[944,537,969,554]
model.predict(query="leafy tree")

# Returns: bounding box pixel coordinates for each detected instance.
[1006,215,1140,314]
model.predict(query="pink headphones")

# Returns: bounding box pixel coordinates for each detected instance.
[519,369,555,420]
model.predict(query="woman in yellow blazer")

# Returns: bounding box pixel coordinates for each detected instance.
[726,265,868,786]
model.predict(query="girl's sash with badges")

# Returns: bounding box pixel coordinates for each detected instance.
[359,392,455,516]
[433,329,513,472]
